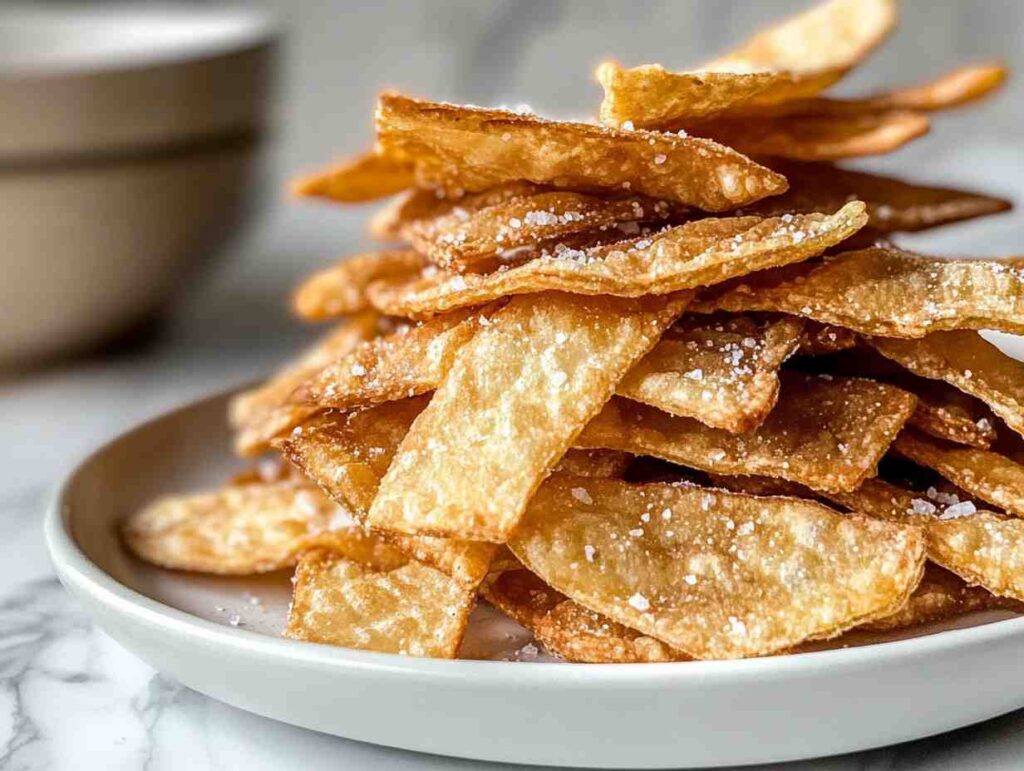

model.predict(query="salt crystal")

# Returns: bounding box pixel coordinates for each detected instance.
[571,487,593,505]
[684,368,704,380]
[627,592,650,611]
[228,614,242,627]
[620,120,635,131]
[940,501,977,519]
[628,528,644,537]
[661,508,673,521]
[977,417,992,431]
[653,154,667,165]
[350,362,367,376]
[910,498,938,515]
[736,521,754,536]
[640,512,651,523]
[551,370,568,387]
[684,574,698,586]
[728,616,747,636]
[584,544,597,562]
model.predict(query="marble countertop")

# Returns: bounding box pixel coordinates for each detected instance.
[4,1,1024,768]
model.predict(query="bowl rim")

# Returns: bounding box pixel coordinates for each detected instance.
[0,4,278,77]
[44,386,1024,686]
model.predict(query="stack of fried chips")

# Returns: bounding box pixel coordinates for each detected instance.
[124,0,1024,661]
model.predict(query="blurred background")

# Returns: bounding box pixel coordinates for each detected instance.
[1,0,1023,489]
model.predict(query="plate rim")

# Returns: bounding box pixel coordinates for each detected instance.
[45,386,1024,686]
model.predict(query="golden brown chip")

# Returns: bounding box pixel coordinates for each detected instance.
[700,249,1024,338]
[291,150,414,203]
[860,564,1015,631]
[292,308,484,411]
[616,314,803,432]
[746,161,1011,234]
[292,250,427,321]
[122,482,402,575]
[757,62,1008,118]
[578,373,916,493]
[690,111,929,161]
[596,62,805,128]
[375,93,787,211]
[368,292,687,542]
[406,190,681,272]
[871,332,1024,437]
[274,398,497,586]
[285,549,476,657]
[367,204,867,317]
[705,0,896,81]
[893,430,1024,519]
[906,383,998,450]
[553,449,633,479]
[230,311,382,457]
[796,321,859,355]
[509,475,924,659]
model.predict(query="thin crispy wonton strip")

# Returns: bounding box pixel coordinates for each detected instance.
[700,249,1024,338]
[367,203,867,316]
[870,331,1024,438]
[286,549,476,658]
[509,475,924,659]
[577,373,916,493]
[291,151,414,203]
[292,251,427,321]
[367,291,688,542]
[375,93,787,211]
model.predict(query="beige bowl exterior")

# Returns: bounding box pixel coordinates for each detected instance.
[0,139,262,366]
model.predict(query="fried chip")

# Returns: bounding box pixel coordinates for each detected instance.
[367,204,867,316]
[122,482,403,575]
[906,383,998,450]
[871,331,1024,437]
[747,161,1011,234]
[701,248,1024,338]
[375,93,787,211]
[367,292,686,542]
[577,373,916,493]
[481,564,688,663]
[616,313,803,432]
[705,0,896,81]
[292,250,427,321]
[860,564,1015,631]
[893,430,1024,519]
[291,150,414,203]
[405,189,681,272]
[509,475,924,659]
[274,398,497,586]
[230,311,382,457]
[690,111,929,161]
[292,308,484,411]
[285,549,476,658]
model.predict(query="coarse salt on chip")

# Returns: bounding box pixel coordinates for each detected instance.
[230,311,382,457]
[509,475,924,659]
[700,248,1024,338]
[292,250,427,321]
[367,291,688,542]
[871,331,1024,437]
[122,481,403,575]
[274,397,496,587]
[375,93,788,211]
[291,150,414,203]
[617,313,803,432]
[286,549,476,658]
[577,372,916,493]
[367,203,867,317]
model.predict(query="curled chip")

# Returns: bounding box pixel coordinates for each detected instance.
[292,308,484,411]
[747,161,1011,234]
[230,311,381,457]
[705,0,896,80]
[893,430,1024,519]
[509,475,924,659]
[596,63,806,128]
[755,62,1008,118]
[291,150,414,203]
[368,292,687,542]
[577,373,916,493]
[405,189,681,272]
[122,482,403,575]
[482,565,687,663]
[700,248,1024,338]
[367,203,867,317]
[375,93,788,211]
[859,564,1015,632]
[286,549,476,658]
[616,314,804,432]
[688,111,929,161]
[292,250,426,321]
[274,397,496,587]
[871,331,1024,437]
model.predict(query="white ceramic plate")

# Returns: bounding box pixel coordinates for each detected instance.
[46,380,1024,769]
